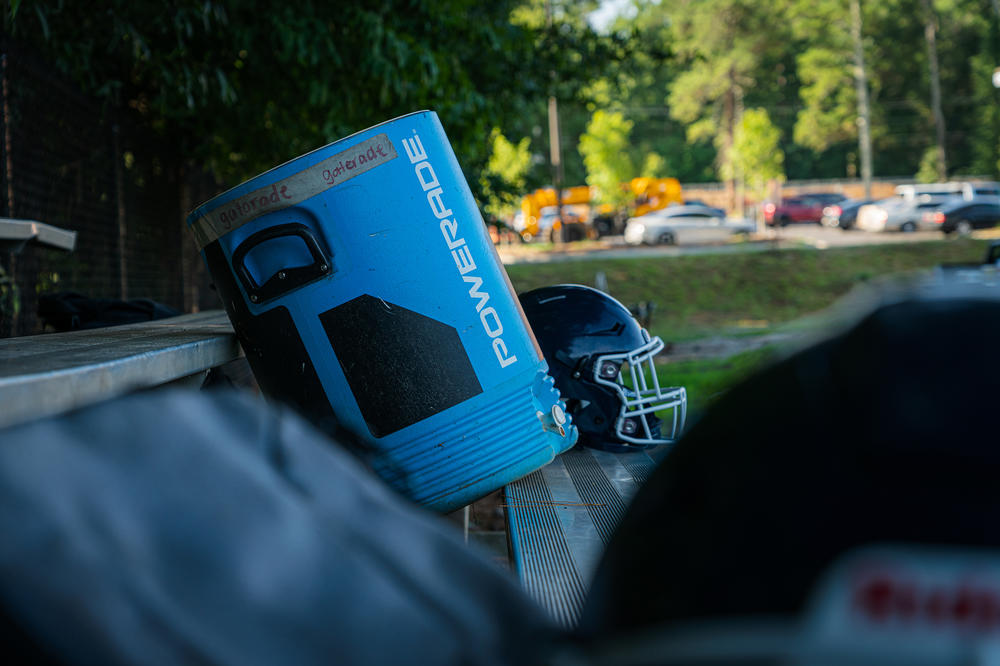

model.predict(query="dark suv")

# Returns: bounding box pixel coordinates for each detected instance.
[923,199,1000,235]
[763,193,847,226]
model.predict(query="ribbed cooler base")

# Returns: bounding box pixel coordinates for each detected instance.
[373,372,568,512]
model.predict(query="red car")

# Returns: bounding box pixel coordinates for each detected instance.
[763,193,848,226]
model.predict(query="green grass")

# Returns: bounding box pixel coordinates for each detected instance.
[505,238,990,343]
[656,346,778,424]
[507,239,992,428]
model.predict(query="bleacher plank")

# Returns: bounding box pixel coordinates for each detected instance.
[0,311,240,429]
[503,446,657,628]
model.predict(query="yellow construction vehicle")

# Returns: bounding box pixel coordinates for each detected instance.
[628,177,684,217]
[513,178,683,241]
[513,186,593,242]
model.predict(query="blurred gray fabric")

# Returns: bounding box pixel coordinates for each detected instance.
[0,389,560,665]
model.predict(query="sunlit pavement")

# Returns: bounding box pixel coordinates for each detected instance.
[496,224,957,264]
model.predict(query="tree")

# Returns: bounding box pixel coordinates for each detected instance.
[957,0,1000,177]
[598,0,717,183]
[731,108,784,198]
[916,145,943,182]
[504,0,629,192]
[793,48,857,152]
[578,109,634,207]
[7,0,613,202]
[920,0,948,180]
[662,0,784,207]
[786,0,873,193]
[479,129,533,219]
[641,152,668,178]
[849,0,874,195]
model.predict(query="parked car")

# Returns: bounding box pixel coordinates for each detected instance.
[856,195,956,232]
[532,206,588,242]
[623,204,754,245]
[967,182,1000,200]
[896,181,1000,202]
[763,193,847,226]
[922,199,1000,235]
[681,199,725,215]
[820,198,877,229]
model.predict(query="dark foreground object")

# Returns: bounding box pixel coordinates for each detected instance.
[0,390,559,665]
[580,281,1000,637]
[4,279,1000,664]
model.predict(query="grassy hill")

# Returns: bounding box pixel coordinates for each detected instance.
[505,238,991,419]
[505,238,990,342]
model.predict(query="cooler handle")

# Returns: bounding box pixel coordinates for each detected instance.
[232,223,331,304]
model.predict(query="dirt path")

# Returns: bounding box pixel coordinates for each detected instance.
[660,331,800,363]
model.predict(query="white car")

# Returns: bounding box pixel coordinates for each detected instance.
[623,205,753,245]
[856,195,956,232]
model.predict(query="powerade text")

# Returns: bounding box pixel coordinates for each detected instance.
[401,131,518,369]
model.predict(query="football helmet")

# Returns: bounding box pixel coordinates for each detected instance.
[519,284,686,453]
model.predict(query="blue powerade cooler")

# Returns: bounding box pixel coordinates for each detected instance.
[187,110,576,513]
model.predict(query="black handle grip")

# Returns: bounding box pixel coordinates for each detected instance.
[231,223,331,304]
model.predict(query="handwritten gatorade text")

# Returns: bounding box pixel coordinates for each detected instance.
[190,133,396,248]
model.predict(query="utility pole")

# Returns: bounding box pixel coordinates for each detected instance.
[921,0,947,180]
[991,0,1000,179]
[112,124,128,300]
[722,68,738,215]
[548,95,565,241]
[546,0,565,242]
[850,0,873,199]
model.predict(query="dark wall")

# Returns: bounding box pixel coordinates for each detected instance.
[0,43,223,337]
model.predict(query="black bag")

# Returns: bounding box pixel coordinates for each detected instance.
[37,292,180,331]
[580,286,1000,638]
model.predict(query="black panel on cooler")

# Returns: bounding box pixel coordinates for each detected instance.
[320,294,483,438]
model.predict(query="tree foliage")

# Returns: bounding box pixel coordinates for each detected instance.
[7,0,616,198]
[578,1,717,184]
[6,0,1000,215]
[579,109,635,206]
[794,47,858,152]
[663,0,785,177]
[731,108,785,195]
[479,129,533,218]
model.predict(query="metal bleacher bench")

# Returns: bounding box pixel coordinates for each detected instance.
[502,447,657,628]
[0,311,241,430]
[0,312,649,630]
